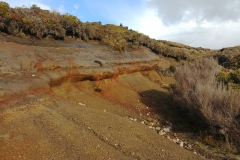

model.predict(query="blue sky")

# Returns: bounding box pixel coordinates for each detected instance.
[3,0,240,49]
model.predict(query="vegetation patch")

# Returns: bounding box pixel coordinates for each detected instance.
[173,58,240,153]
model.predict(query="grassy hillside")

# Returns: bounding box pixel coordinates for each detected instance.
[0,1,210,61]
[1,1,240,67]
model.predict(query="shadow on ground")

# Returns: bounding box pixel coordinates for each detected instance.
[139,89,206,134]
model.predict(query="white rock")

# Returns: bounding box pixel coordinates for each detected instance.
[172,139,178,143]
[158,130,165,136]
[187,144,192,149]
[179,141,184,147]
[79,102,86,106]
[129,118,134,121]
[163,127,171,132]
[32,74,35,77]
[150,122,155,126]
[155,127,161,131]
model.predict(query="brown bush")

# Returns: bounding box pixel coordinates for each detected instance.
[173,58,240,149]
[169,65,176,73]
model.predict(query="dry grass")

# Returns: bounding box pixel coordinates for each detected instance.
[173,58,240,151]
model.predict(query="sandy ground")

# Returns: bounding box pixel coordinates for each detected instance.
[0,35,204,159]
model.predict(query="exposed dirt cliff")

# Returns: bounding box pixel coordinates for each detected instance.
[0,34,207,159]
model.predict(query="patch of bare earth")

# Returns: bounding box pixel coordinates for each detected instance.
[0,36,205,159]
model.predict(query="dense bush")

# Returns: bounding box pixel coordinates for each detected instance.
[0,2,207,59]
[173,58,240,149]
[217,69,240,89]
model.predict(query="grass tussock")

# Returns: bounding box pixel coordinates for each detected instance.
[173,58,240,151]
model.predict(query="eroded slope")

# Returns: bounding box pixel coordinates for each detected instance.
[0,39,203,159]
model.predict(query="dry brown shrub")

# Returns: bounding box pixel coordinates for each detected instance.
[173,58,240,149]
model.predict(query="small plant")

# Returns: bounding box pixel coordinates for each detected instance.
[94,86,103,92]
[169,65,176,73]
[169,83,176,91]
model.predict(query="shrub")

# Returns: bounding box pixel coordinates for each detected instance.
[169,65,176,73]
[173,58,240,149]
[230,69,240,84]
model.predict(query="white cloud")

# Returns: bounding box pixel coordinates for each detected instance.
[136,9,169,38]
[145,0,240,49]
[74,4,79,9]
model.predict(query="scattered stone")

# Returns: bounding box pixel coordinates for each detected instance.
[141,121,145,124]
[158,130,166,136]
[32,74,35,77]
[144,121,149,125]
[172,139,178,143]
[148,126,153,129]
[129,118,134,121]
[179,141,184,147]
[163,127,171,132]
[79,102,86,106]
[187,144,192,149]
[155,127,161,131]
[149,122,155,126]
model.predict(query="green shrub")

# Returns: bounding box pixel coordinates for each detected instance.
[230,69,240,84]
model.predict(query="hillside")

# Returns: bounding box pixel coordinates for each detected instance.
[0,32,206,160]
[0,2,240,160]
